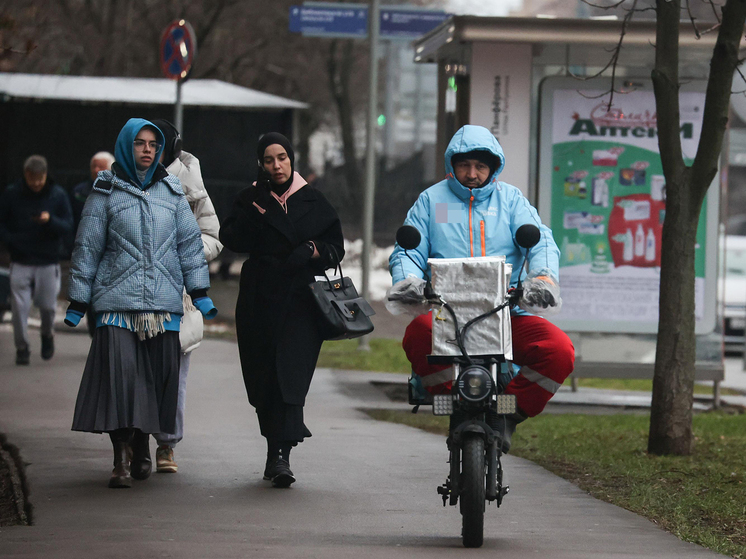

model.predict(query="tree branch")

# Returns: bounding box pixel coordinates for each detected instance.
[733,61,746,94]
[652,0,684,180]
[580,0,627,9]
[571,0,638,111]
[194,0,235,47]
[685,0,700,39]
[690,0,746,202]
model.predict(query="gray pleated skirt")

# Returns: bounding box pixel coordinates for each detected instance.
[71,326,181,434]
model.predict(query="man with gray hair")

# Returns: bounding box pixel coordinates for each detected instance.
[0,155,74,365]
[70,151,115,227]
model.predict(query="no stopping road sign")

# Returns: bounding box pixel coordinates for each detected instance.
[160,20,197,81]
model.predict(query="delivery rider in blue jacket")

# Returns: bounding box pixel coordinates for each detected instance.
[388,125,575,452]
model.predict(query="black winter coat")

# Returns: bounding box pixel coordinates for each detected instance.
[0,179,74,265]
[219,177,344,407]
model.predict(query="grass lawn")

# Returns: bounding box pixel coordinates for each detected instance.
[317,338,411,373]
[366,408,746,559]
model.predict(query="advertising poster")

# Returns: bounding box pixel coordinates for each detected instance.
[538,78,718,334]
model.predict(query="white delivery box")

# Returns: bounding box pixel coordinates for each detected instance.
[429,257,512,360]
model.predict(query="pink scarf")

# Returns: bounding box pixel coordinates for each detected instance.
[271,172,307,213]
[251,172,307,215]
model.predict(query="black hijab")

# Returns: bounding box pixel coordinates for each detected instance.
[256,132,295,194]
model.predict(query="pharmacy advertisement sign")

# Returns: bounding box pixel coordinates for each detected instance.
[537,78,718,334]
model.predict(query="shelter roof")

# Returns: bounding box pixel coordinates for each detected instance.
[414,15,741,63]
[0,73,308,110]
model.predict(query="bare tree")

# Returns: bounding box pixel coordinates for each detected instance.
[580,0,746,455]
[0,4,37,71]
[329,38,364,220]
[648,0,745,455]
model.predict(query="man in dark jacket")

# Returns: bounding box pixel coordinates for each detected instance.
[0,155,74,365]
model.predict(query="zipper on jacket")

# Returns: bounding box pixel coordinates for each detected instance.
[469,195,475,257]
[480,220,486,256]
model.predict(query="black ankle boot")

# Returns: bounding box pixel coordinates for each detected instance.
[108,429,132,488]
[263,454,275,480]
[130,430,152,480]
[41,335,54,360]
[264,439,282,481]
[269,443,295,488]
[268,457,295,488]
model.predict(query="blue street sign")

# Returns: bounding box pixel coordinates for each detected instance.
[289,4,368,39]
[289,3,450,39]
[379,9,449,38]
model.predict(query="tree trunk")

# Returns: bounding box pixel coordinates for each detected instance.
[328,39,363,220]
[649,0,746,455]
[649,168,697,455]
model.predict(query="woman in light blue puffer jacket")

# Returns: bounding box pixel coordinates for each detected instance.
[64,118,217,489]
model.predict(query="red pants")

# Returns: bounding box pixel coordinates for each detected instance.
[402,313,575,417]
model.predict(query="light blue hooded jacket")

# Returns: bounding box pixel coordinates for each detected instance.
[68,118,209,315]
[389,125,560,315]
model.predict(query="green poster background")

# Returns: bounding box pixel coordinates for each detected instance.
[551,140,707,277]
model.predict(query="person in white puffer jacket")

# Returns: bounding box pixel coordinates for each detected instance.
[152,119,223,473]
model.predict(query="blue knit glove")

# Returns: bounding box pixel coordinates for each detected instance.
[193,297,217,319]
[64,310,84,327]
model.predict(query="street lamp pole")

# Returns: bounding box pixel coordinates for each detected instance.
[359,0,381,351]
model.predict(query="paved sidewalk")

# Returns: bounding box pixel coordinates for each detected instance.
[0,328,727,558]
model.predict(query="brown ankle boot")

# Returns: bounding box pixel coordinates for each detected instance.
[130,430,152,480]
[108,429,132,488]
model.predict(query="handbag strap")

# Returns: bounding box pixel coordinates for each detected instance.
[323,244,343,291]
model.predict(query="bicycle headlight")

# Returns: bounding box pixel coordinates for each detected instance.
[457,365,493,402]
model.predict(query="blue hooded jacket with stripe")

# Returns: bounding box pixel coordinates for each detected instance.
[388,125,560,316]
[68,118,209,315]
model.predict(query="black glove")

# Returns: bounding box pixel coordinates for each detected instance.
[237,168,272,208]
[283,241,315,272]
[255,167,272,193]
[237,185,262,208]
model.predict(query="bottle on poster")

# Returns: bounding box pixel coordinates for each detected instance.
[635,224,645,257]
[651,175,666,201]
[623,228,634,262]
[645,228,656,262]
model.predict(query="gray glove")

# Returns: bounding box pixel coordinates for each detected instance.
[518,270,562,316]
[385,277,430,317]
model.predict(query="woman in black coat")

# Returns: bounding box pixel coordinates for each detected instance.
[220,133,344,488]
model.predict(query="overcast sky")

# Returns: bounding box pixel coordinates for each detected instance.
[442,0,523,16]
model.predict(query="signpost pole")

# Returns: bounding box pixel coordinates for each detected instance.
[359,0,381,351]
[174,79,184,136]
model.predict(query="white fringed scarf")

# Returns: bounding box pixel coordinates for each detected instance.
[100,312,172,341]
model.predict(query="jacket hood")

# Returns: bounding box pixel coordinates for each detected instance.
[444,125,506,202]
[114,118,165,188]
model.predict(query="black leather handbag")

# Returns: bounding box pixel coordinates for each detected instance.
[309,253,375,340]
